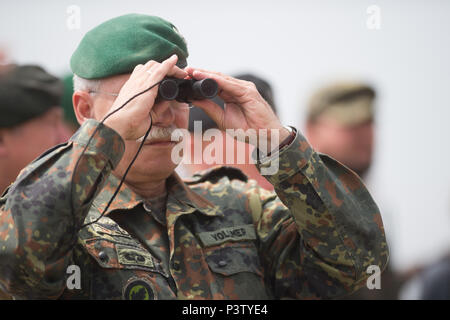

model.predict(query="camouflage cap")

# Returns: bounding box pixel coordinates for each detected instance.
[70,14,189,79]
[0,65,63,128]
[307,81,376,126]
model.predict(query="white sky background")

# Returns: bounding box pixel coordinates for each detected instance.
[0,0,449,272]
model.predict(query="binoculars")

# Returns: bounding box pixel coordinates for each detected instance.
[157,78,219,103]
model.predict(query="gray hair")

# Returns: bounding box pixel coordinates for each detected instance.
[73,74,101,93]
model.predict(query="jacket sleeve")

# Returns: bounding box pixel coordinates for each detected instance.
[251,128,389,299]
[0,119,124,299]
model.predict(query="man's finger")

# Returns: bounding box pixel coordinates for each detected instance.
[133,64,145,73]
[190,69,247,99]
[185,67,234,81]
[167,65,188,79]
[144,60,157,68]
[150,54,178,82]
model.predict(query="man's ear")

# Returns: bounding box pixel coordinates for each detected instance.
[73,91,94,125]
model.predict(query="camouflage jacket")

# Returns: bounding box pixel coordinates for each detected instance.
[0,119,388,299]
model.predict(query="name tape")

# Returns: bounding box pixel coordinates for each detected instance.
[197,224,256,247]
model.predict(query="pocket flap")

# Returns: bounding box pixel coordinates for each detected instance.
[205,244,263,276]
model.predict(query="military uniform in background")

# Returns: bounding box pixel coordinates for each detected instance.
[306,81,400,299]
[0,65,67,300]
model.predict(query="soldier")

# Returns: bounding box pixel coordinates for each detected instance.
[304,81,399,299]
[0,14,388,300]
[305,81,376,179]
[0,65,72,194]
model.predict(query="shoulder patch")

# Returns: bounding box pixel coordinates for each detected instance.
[185,166,248,185]
[122,277,156,300]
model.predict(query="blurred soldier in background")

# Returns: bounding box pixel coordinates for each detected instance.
[304,81,399,299]
[0,65,71,194]
[176,73,277,190]
[305,81,375,179]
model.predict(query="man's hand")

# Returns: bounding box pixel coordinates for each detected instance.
[185,68,290,148]
[104,55,187,141]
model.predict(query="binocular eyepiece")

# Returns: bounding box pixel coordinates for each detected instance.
[157,78,219,103]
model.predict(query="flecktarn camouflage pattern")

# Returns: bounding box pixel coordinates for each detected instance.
[0,119,388,299]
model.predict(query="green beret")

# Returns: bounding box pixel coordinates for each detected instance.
[70,14,189,79]
[0,65,63,128]
[307,81,376,126]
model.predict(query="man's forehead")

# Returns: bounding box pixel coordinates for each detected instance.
[101,73,131,91]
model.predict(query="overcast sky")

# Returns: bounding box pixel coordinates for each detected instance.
[1,0,449,272]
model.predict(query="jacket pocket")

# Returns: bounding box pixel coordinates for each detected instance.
[204,243,263,277]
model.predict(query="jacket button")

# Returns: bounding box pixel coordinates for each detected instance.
[218,260,228,267]
[99,251,108,262]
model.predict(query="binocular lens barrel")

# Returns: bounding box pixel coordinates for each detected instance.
[192,78,218,99]
[158,78,218,103]
[158,79,179,100]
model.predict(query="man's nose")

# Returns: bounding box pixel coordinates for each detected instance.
[152,99,176,127]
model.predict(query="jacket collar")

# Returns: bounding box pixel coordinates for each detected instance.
[92,172,221,218]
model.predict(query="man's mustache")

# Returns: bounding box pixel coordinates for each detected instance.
[136,125,178,143]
